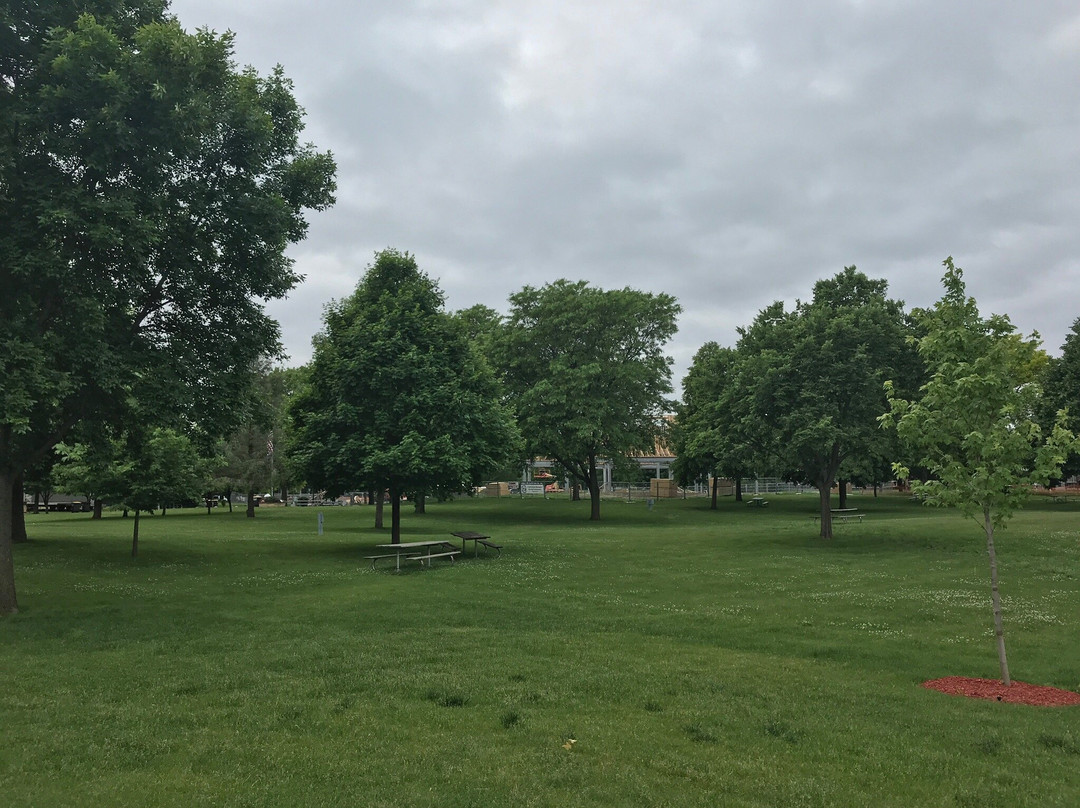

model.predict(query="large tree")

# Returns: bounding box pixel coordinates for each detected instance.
[288,249,520,543]
[883,259,1077,686]
[496,280,680,520]
[732,267,917,537]
[0,3,336,613]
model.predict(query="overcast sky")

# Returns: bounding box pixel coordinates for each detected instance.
[170,0,1080,387]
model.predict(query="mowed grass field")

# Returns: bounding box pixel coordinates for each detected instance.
[3,493,1079,807]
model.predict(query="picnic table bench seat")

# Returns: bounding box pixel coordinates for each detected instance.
[406,550,460,566]
[364,552,419,570]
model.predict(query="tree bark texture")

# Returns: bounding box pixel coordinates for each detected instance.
[0,469,19,614]
[817,483,833,539]
[375,493,384,529]
[131,510,140,558]
[838,480,848,510]
[390,487,401,544]
[93,499,103,519]
[246,489,255,518]
[587,454,601,521]
[12,476,28,543]
[816,442,841,539]
[413,494,426,514]
[984,508,1012,686]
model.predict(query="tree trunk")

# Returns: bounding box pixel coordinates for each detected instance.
[984,507,1011,686]
[873,482,878,498]
[246,489,255,518]
[13,476,28,543]
[414,493,426,514]
[161,506,167,517]
[375,492,384,529]
[838,480,848,510]
[226,492,233,513]
[93,498,103,519]
[390,487,401,544]
[817,482,833,539]
[571,482,580,502]
[132,510,140,558]
[0,467,19,614]
[735,476,743,502]
[711,476,718,510]
[122,508,129,518]
[281,483,289,504]
[587,455,601,521]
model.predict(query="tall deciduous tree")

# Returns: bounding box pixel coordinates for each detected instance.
[289,250,520,543]
[732,267,917,537]
[496,280,680,521]
[0,3,336,613]
[883,259,1077,686]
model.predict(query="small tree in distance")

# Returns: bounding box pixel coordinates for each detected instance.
[882,258,1077,686]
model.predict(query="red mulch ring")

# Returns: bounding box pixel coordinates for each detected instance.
[923,677,1080,707]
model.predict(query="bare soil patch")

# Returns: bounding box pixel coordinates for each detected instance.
[923,677,1080,707]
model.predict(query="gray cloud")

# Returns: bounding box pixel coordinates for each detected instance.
[172,0,1080,380]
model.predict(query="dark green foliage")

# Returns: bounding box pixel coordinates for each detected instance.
[0,1,335,613]
[289,249,520,542]
[671,342,755,505]
[1040,318,1080,481]
[728,267,918,536]
[495,280,680,520]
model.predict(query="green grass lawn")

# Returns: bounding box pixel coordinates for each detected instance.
[3,493,1079,807]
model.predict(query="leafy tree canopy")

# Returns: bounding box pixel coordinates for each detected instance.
[0,1,336,614]
[671,342,758,504]
[730,267,918,536]
[495,280,680,520]
[1039,317,1080,481]
[883,258,1078,685]
[289,249,521,542]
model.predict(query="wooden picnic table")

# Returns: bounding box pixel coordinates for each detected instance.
[450,531,503,557]
[367,540,459,571]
